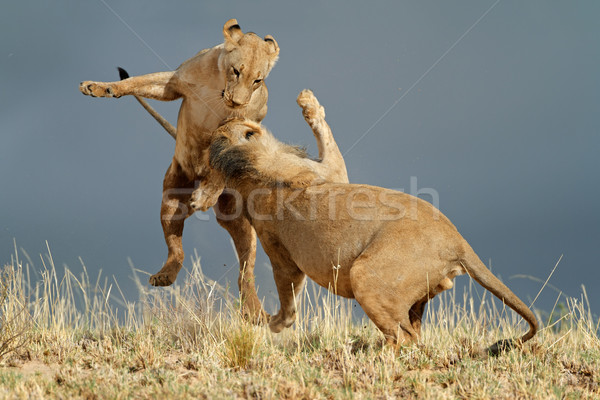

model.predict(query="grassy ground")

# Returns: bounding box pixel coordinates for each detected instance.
[0,249,598,399]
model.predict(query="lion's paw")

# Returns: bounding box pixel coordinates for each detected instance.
[189,178,224,212]
[243,307,271,325]
[149,272,176,287]
[268,311,295,333]
[297,89,325,121]
[79,81,120,98]
[190,187,216,212]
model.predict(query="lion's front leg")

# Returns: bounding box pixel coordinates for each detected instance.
[215,193,270,324]
[80,71,180,101]
[296,89,349,183]
[267,257,306,333]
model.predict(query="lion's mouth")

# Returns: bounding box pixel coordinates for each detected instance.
[224,100,246,110]
[221,89,248,109]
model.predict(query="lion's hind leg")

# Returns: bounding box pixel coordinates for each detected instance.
[348,240,450,347]
[349,259,419,346]
[296,89,348,183]
[409,300,428,336]
[149,161,195,287]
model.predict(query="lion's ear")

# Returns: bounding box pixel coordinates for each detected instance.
[264,35,280,70]
[264,35,279,55]
[223,19,243,50]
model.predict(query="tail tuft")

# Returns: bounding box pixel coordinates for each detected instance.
[117,67,129,80]
[487,338,514,356]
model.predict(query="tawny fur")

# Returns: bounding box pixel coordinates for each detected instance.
[207,117,538,355]
[79,20,325,323]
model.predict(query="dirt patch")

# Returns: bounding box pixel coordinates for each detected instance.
[4,360,58,381]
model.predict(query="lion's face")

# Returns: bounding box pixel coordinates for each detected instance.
[208,119,264,178]
[216,119,265,145]
[183,119,265,212]
[210,119,322,194]
[219,21,279,109]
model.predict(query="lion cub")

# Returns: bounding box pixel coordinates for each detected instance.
[205,98,538,354]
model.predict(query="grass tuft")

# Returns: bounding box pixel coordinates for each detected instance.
[0,264,32,362]
[220,319,260,370]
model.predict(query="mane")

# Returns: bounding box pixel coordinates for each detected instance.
[209,127,320,188]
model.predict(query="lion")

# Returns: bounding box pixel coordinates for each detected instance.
[205,106,538,355]
[79,20,348,322]
[190,89,348,212]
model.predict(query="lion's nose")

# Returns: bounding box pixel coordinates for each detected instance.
[230,100,247,108]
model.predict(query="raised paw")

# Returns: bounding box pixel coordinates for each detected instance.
[189,189,215,212]
[189,187,214,212]
[149,271,177,287]
[296,89,325,122]
[79,81,120,98]
[189,178,225,212]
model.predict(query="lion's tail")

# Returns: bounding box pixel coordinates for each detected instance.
[117,67,177,140]
[461,246,538,356]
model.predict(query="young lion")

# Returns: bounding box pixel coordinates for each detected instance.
[206,113,538,355]
[79,20,341,322]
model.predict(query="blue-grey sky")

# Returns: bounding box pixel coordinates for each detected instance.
[1,1,599,315]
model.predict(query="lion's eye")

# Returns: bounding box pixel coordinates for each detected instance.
[254,79,262,85]
[245,131,256,140]
[232,67,240,77]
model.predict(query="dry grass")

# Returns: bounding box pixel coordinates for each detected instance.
[0,247,598,399]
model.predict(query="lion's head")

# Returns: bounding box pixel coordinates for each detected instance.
[184,118,324,213]
[209,119,319,186]
[218,19,279,109]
